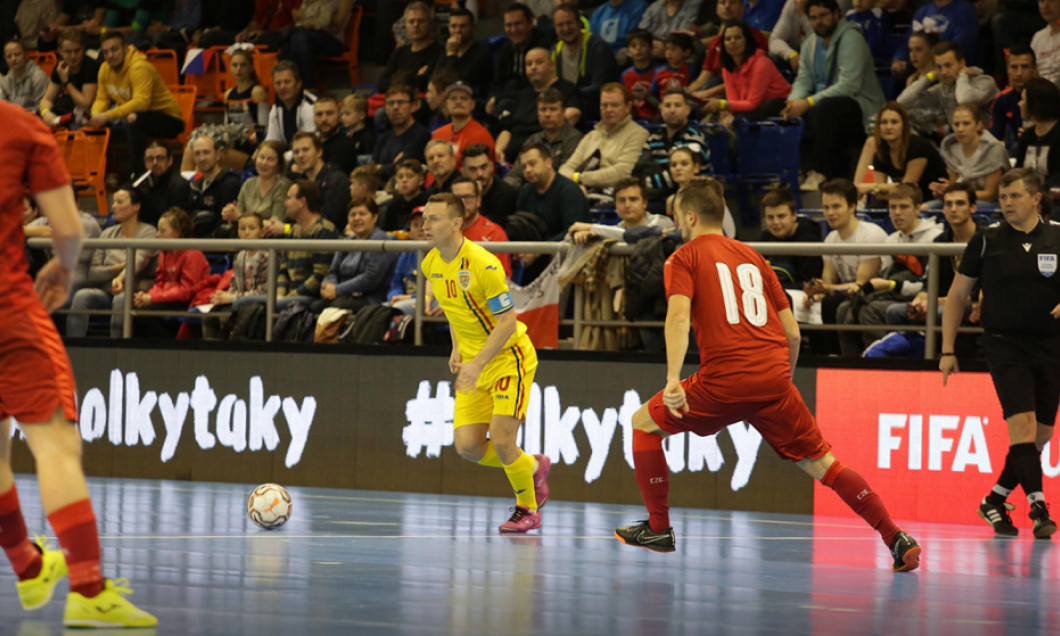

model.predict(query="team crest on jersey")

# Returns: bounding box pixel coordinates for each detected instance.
[1039,254,1057,278]
[458,269,471,290]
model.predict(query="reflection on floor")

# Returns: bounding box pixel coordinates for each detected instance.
[1,477,1058,635]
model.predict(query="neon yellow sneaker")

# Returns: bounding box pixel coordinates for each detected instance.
[16,536,67,611]
[63,578,158,628]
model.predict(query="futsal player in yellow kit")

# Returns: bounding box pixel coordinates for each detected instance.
[420,192,551,532]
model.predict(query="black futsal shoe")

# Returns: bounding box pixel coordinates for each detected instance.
[889,531,921,572]
[1029,502,1057,539]
[615,520,676,553]
[978,498,1019,536]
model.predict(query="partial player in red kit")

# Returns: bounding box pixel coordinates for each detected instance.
[614,178,921,572]
[0,102,157,627]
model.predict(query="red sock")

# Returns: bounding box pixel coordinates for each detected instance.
[48,499,103,598]
[633,429,671,533]
[822,461,900,546]
[0,487,41,581]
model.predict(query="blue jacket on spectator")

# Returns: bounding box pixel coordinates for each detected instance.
[790,18,885,128]
[894,0,979,65]
[387,251,419,302]
[845,8,890,62]
[745,0,785,33]
[324,227,399,304]
[990,87,1023,154]
[590,0,649,55]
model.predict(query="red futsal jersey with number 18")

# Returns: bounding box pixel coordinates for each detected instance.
[665,233,793,399]
[0,102,79,424]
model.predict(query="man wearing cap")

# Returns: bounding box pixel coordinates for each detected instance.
[431,81,495,165]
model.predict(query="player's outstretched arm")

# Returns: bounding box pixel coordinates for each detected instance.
[940,273,976,385]
[455,309,518,393]
[777,308,801,371]
[663,294,692,417]
[33,185,83,312]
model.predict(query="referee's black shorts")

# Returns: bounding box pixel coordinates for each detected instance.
[982,332,1060,425]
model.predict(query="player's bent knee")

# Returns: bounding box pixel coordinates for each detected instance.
[797,452,835,481]
[1006,412,1038,445]
[632,404,662,434]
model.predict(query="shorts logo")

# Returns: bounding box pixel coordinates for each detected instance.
[1039,254,1056,278]
[458,270,471,290]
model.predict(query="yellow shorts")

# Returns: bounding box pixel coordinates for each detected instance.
[453,338,538,428]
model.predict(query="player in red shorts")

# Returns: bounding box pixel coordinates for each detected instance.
[614,178,922,572]
[0,102,157,627]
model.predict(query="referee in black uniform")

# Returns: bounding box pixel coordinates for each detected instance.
[941,168,1060,539]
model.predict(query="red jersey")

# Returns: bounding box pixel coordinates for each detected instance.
[463,213,512,279]
[664,233,792,399]
[622,64,658,119]
[149,249,211,304]
[0,103,72,311]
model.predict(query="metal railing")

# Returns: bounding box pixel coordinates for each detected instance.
[30,237,971,358]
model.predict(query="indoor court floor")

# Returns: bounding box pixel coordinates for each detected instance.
[1,476,1058,635]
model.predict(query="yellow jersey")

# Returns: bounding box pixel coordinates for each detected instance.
[422,238,529,361]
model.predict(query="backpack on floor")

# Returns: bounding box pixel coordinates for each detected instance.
[223,304,266,341]
[340,305,400,344]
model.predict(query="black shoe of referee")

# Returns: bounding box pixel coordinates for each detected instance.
[978,498,1019,536]
[1029,502,1057,539]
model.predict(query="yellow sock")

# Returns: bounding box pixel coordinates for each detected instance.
[477,442,504,468]
[502,451,537,510]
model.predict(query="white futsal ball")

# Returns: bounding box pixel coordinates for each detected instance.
[247,483,292,530]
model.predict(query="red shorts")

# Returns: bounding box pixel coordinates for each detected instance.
[648,373,830,462]
[0,300,79,424]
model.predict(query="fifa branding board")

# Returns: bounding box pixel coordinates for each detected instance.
[813,368,1060,524]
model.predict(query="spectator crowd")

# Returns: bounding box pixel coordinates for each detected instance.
[8,0,1060,355]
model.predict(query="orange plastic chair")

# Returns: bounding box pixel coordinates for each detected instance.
[28,51,58,78]
[184,46,229,107]
[55,128,110,216]
[145,48,180,86]
[316,4,362,89]
[168,85,198,145]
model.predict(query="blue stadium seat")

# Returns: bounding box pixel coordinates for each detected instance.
[731,117,803,227]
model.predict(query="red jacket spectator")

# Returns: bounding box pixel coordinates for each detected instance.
[432,119,495,165]
[253,0,294,31]
[463,214,512,279]
[703,27,769,76]
[722,49,791,113]
[148,249,210,304]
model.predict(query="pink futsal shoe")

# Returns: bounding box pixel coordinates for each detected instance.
[533,454,552,509]
[499,506,541,533]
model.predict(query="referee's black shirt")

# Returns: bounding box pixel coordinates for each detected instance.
[958,219,1060,335]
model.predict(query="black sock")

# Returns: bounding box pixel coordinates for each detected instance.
[1008,442,1044,503]
[985,456,1019,505]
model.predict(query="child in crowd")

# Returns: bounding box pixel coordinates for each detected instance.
[350,166,383,205]
[132,208,210,337]
[201,212,271,338]
[622,29,659,120]
[386,206,429,315]
[382,159,428,231]
[651,32,697,98]
[341,93,376,158]
[423,68,458,131]
[845,0,890,63]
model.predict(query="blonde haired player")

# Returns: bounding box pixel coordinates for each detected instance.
[420,192,551,532]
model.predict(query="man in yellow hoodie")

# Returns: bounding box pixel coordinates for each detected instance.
[89,32,184,177]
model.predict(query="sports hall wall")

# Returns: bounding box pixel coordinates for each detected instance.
[14,346,1057,522]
